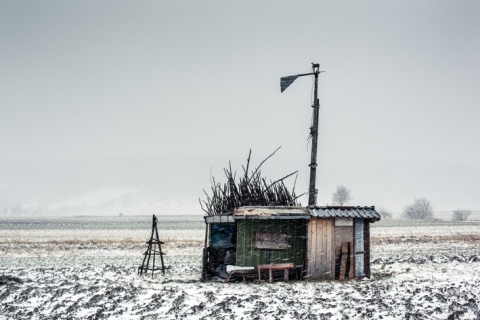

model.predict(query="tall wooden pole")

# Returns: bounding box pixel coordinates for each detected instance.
[280,63,323,207]
[308,63,320,206]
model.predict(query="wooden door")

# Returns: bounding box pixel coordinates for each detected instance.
[307,219,334,280]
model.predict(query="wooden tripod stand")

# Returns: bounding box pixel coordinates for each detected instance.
[138,214,168,276]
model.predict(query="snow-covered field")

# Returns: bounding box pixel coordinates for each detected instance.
[1,216,479,319]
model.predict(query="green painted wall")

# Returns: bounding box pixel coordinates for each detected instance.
[235,219,306,267]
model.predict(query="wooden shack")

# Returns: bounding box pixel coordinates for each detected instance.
[202,205,380,282]
[200,65,383,282]
[306,206,380,280]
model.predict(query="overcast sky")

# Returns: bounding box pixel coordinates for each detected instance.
[1,0,479,215]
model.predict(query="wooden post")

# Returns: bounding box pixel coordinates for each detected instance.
[348,242,354,279]
[201,222,210,280]
[335,245,341,280]
[339,241,348,280]
[308,63,320,206]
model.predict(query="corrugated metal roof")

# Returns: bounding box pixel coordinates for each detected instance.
[308,206,381,221]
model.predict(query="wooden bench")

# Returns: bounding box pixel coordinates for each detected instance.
[257,263,295,283]
[225,266,256,282]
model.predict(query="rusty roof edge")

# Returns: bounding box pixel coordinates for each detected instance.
[234,215,311,220]
[236,205,304,210]
[234,206,309,217]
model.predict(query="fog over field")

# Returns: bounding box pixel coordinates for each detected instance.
[1,156,480,219]
[1,1,480,217]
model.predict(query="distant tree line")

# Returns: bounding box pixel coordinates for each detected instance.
[330,186,474,221]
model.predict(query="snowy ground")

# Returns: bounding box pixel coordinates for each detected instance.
[1,216,479,319]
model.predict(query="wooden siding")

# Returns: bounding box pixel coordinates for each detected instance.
[235,219,305,267]
[307,219,334,280]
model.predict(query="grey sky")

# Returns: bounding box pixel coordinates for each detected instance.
[1,1,479,214]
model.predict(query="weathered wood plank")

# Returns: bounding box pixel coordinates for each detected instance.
[326,219,333,280]
[320,220,327,279]
[317,220,323,278]
[339,241,348,280]
[335,245,341,280]
[307,220,313,276]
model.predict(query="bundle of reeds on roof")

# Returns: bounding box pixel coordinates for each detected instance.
[200,148,303,215]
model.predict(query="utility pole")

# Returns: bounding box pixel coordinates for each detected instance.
[281,63,323,206]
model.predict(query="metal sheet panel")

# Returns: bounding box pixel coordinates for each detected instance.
[204,215,235,224]
[234,215,310,220]
[280,75,298,92]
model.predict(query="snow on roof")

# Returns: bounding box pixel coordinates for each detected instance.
[205,206,381,222]
[233,206,310,219]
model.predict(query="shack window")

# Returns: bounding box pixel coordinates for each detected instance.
[211,224,236,249]
[354,219,365,277]
[255,233,288,250]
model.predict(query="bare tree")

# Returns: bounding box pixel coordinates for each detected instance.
[452,209,472,221]
[332,185,352,206]
[378,207,393,220]
[403,198,433,220]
